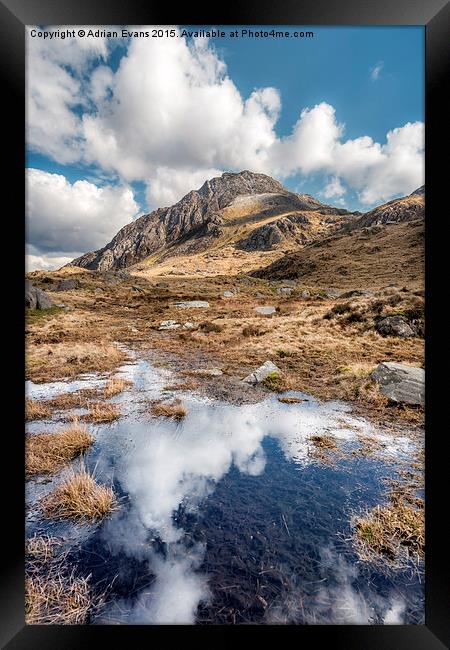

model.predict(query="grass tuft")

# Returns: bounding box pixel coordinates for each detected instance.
[40,465,117,521]
[83,402,120,423]
[355,497,424,561]
[103,377,132,397]
[150,398,187,420]
[26,399,52,421]
[26,421,94,477]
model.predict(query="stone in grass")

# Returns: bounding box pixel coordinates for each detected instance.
[254,306,276,315]
[242,360,281,385]
[372,362,424,406]
[376,316,415,338]
[174,301,210,309]
[25,281,53,310]
[277,287,293,297]
[159,320,181,330]
[223,291,235,298]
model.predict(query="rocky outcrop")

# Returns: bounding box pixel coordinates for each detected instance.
[71,171,295,271]
[242,361,280,385]
[236,214,310,251]
[343,188,424,232]
[372,362,424,405]
[376,316,415,338]
[70,171,352,271]
[25,281,53,310]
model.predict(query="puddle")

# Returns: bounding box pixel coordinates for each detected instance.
[26,356,424,625]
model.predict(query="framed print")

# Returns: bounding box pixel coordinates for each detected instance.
[1,0,448,646]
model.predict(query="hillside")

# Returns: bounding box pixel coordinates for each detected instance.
[70,171,354,272]
[252,187,424,289]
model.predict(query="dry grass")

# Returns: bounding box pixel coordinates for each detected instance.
[310,434,337,450]
[355,499,424,562]
[41,465,117,521]
[25,534,105,625]
[26,568,94,625]
[150,398,187,420]
[26,399,52,421]
[277,396,303,404]
[26,534,64,563]
[83,402,120,423]
[103,377,131,397]
[26,422,94,477]
[163,378,199,391]
[26,341,128,383]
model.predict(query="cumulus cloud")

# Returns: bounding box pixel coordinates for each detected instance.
[26,27,424,226]
[145,166,223,209]
[26,168,139,266]
[322,176,346,199]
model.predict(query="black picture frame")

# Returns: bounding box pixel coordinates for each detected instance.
[2,0,449,646]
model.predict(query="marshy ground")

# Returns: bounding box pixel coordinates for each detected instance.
[24,268,425,624]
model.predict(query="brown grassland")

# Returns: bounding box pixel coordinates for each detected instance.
[26,534,105,624]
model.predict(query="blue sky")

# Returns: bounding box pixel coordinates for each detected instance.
[26,26,424,269]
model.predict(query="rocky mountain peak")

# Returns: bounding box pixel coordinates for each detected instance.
[70,170,350,271]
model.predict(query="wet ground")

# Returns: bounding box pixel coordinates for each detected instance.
[25,354,424,625]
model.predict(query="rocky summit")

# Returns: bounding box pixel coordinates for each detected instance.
[70,170,354,272]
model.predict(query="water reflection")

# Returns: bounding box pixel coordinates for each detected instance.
[26,357,422,625]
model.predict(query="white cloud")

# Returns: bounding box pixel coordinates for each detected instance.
[370,61,384,81]
[322,176,346,199]
[26,252,77,272]
[145,166,223,209]
[26,28,424,222]
[26,169,139,262]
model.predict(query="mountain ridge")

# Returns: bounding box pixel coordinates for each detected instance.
[70,170,355,271]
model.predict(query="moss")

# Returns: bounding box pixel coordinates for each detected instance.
[26,306,64,324]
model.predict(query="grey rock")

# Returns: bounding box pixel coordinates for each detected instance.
[242,360,281,385]
[182,322,195,330]
[376,316,415,338]
[55,278,79,292]
[25,281,53,310]
[277,287,293,297]
[372,362,424,405]
[236,213,310,251]
[175,301,210,309]
[223,291,235,298]
[158,320,181,330]
[301,290,311,299]
[70,171,293,271]
[254,306,276,315]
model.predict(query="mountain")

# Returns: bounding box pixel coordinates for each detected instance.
[252,187,424,288]
[70,171,354,271]
[341,187,424,232]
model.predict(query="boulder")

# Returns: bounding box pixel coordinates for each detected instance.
[25,281,53,310]
[182,322,195,330]
[301,290,310,299]
[158,320,181,330]
[372,362,424,406]
[277,287,293,297]
[55,278,79,291]
[242,360,281,385]
[376,316,415,338]
[223,291,235,298]
[254,306,276,315]
[174,301,210,309]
